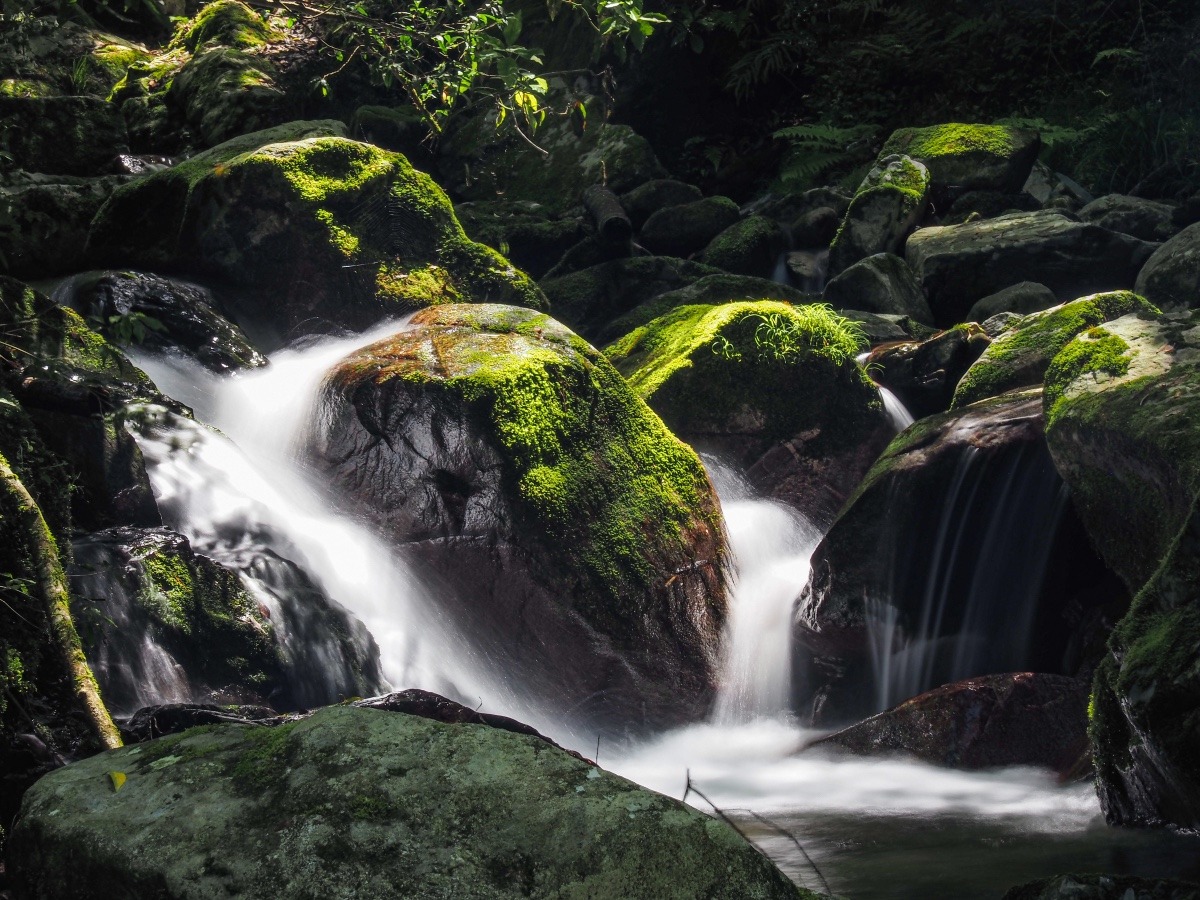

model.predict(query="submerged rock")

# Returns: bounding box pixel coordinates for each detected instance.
[606,300,890,525]
[810,672,1089,774]
[309,304,728,729]
[1133,221,1200,312]
[87,123,544,346]
[828,154,931,276]
[9,704,813,900]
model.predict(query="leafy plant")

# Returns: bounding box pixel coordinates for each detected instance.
[773,122,877,191]
[103,310,166,346]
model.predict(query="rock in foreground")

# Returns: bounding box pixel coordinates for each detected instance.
[10,705,813,900]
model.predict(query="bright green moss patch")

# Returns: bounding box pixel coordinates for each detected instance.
[884,123,1018,161]
[0,78,57,98]
[1043,328,1133,422]
[172,0,271,53]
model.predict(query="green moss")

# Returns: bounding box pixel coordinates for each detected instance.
[0,78,57,98]
[172,0,271,53]
[1043,327,1133,422]
[883,123,1018,161]
[230,718,299,789]
[141,549,194,632]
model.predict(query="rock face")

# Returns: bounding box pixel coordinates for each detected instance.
[87,123,544,346]
[811,672,1089,774]
[606,301,890,525]
[1134,221,1200,312]
[823,253,934,324]
[865,324,990,418]
[905,210,1159,325]
[829,154,931,276]
[309,304,729,729]
[9,704,813,900]
[881,123,1040,199]
[792,389,1109,725]
[0,95,128,175]
[952,291,1157,409]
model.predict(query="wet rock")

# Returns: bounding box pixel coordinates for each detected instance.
[882,123,1040,200]
[906,209,1158,324]
[9,704,814,900]
[619,179,703,230]
[811,672,1090,774]
[456,201,583,281]
[1080,194,1178,243]
[953,291,1157,408]
[0,95,128,175]
[785,250,827,287]
[640,196,741,258]
[1003,874,1200,900]
[606,301,890,525]
[541,255,720,343]
[829,154,931,276]
[1133,221,1200,312]
[823,252,934,324]
[865,323,990,418]
[309,304,728,730]
[966,281,1059,323]
[87,123,544,346]
[699,215,787,277]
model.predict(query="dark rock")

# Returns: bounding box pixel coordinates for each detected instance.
[942,190,1041,225]
[811,672,1090,774]
[865,324,990,418]
[752,187,852,225]
[966,281,1059,323]
[790,206,841,247]
[457,201,583,280]
[0,95,128,176]
[640,196,741,258]
[785,250,827,288]
[121,703,281,743]
[699,215,787,277]
[1134,221,1200,312]
[839,310,937,344]
[308,304,729,730]
[1003,874,1200,900]
[824,253,934,324]
[1080,194,1178,242]
[619,179,703,230]
[9,705,814,900]
[906,209,1159,325]
[829,155,931,276]
[349,105,432,163]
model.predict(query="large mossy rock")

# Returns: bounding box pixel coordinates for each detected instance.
[905,209,1158,325]
[10,704,813,900]
[881,123,1040,199]
[0,20,150,100]
[308,304,728,729]
[823,252,934,324]
[606,301,889,525]
[1134,221,1200,312]
[87,123,544,345]
[792,389,1106,724]
[698,215,787,278]
[828,154,931,277]
[952,291,1158,409]
[640,196,742,258]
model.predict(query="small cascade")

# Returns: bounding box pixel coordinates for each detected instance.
[706,458,822,723]
[866,442,1070,712]
[879,386,915,431]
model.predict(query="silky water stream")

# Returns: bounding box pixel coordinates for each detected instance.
[123,327,1199,899]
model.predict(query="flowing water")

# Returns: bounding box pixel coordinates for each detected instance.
[115,328,1200,899]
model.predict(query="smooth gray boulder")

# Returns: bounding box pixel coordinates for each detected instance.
[824,252,934,324]
[965,281,1058,323]
[1134,221,1200,312]
[1079,193,1177,242]
[828,154,931,276]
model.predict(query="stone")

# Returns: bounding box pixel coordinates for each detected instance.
[810,672,1090,774]
[1079,194,1178,242]
[1003,875,1200,900]
[828,154,931,276]
[640,196,741,258]
[905,209,1158,325]
[1134,221,1200,312]
[606,301,890,525]
[882,123,1040,199]
[307,304,728,729]
[456,201,583,280]
[953,291,1157,408]
[865,323,990,418]
[942,190,1040,225]
[790,206,841,247]
[699,215,787,278]
[0,95,128,175]
[823,253,934,324]
[619,179,703,230]
[9,704,814,900]
[965,281,1059,323]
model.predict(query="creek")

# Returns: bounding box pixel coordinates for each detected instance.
[117,323,1199,899]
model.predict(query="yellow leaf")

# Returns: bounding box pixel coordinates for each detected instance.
[108,771,127,792]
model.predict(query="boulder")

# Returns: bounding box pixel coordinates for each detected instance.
[792,389,1109,724]
[865,324,990,418]
[1134,221,1200,312]
[953,291,1158,408]
[881,123,1040,200]
[942,190,1040,225]
[0,95,128,175]
[541,255,720,343]
[698,215,787,277]
[0,20,150,100]
[828,154,931,276]
[619,179,703,230]
[1003,875,1200,900]
[606,301,890,525]
[0,172,129,278]
[965,281,1059,323]
[308,304,729,729]
[905,209,1158,325]
[823,252,934,324]
[839,310,936,344]
[753,187,852,226]
[87,123,544,346]
[640,196,741,258]
[1080,194,1178,242]
[9,704,813,900]
[456,201,583,280]
[810,672,1089,774]
[790,206,842,247]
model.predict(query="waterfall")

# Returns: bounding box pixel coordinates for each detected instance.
[880,386,914,431]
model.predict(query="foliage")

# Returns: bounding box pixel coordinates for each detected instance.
[773,122,876,191]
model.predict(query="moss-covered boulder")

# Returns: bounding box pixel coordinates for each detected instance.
[793,389,1110,724]
[698,215,787,278]
[0,95,128,175]
[906,209,1159,325]
[866,323,990,418]
[10,704,813,899]
[0,19,149,100]
[87,125,544,345]
[619,178,703,230]
[953,291,1158,408]
[606,301,889,524]
[823,252,934,324]
[456,200,583,280]
[639,196,741,258]
[308,304,728,729]
[965,281,1058,323]
[540,255,721,343]
[1002,874,1200,900]
[1133,221,1200,312]
[828,154,931,277]
[881,123,1040,200]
